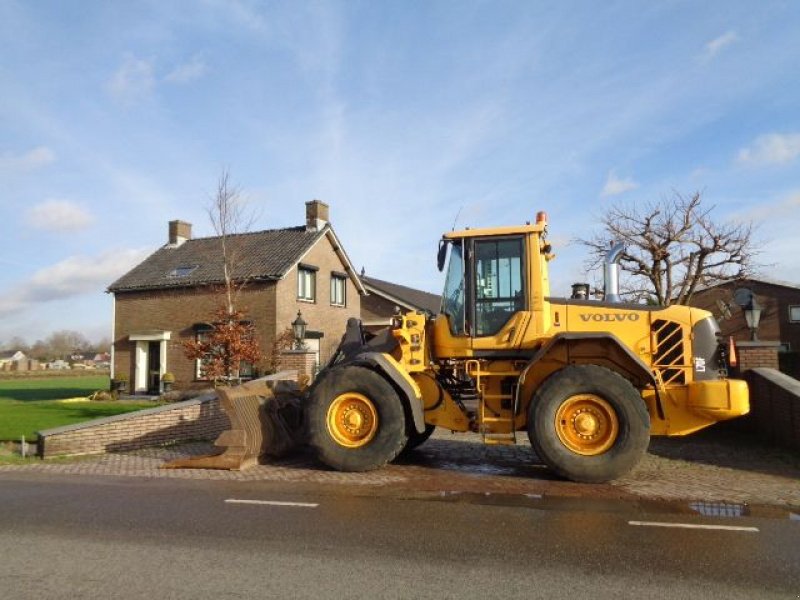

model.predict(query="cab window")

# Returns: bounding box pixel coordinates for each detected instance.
[441,241,466,336]
[473,237,524,336]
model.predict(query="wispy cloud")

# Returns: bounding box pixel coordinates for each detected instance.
[0,249,150,317]
[26,199,95,232]
[165,56,207,84]
[601,170,639,197]
[0,146,55,173]
[735,190,800,222]
[737,132,800,166]
[107,54,155,105]
[702,30,739,61]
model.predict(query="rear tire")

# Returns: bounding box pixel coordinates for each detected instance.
[307,366,408,472]
[528,365,650,483]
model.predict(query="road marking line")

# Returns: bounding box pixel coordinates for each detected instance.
[225,499,319,508]
[628,520,758,532]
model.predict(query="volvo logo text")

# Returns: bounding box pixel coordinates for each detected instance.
[579,313,641,322]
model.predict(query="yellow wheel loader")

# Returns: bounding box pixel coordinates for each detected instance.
[306,212,749,483]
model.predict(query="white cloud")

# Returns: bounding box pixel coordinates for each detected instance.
[702,31,739,61]
[0,146,55,173]
[601,170,639,197]
[737,133,800,166]
[26,199,95,232]
[107,55,155,105]
[0,249,150,317]
[164,56,207,84]
[735,190,800,222]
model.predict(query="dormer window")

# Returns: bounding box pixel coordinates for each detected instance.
[167,265,199,278]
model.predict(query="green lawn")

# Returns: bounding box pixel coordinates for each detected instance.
[0,375,159,441]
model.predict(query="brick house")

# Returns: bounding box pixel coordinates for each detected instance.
[108,201,365,394]
[689,277,800,377]
[360,274,441,334]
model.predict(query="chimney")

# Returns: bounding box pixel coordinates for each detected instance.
[169,220,192,246]
[305,200,329,231]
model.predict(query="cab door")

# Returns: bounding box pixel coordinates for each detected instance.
[469,236,529,352]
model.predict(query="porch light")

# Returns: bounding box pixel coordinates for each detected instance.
[292,310,308,350]
[743,297,762,341]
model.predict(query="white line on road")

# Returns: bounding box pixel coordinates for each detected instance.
[629,520,759,532]
[225,499,319,508]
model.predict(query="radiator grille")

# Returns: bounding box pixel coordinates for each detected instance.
[651,319,687,385]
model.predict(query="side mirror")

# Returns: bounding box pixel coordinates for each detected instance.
[437,240,449,272]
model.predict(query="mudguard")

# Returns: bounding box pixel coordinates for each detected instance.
[351,351,427,434]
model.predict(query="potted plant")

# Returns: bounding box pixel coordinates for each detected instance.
[112,373,128,393]
[161,372,175,392]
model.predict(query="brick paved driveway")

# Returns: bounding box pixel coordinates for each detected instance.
[2,427,798,510]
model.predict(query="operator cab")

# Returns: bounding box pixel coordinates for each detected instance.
[437,212,550,341]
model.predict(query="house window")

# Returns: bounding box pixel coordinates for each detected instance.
[194,326,213,380]
[331,274,346,307]
[298,266,316,301]
[790,305,800,323]
[167,265,198,278]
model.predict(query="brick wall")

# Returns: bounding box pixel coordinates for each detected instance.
[275,232,361,364]
[280,351,317,378]
[114,283,277,388]
[736,341,781,373]
[743,368,800,452]
[37,395,230,458]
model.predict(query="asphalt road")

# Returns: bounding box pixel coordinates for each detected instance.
[0,473,798,599]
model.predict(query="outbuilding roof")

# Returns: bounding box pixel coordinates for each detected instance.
[361,275,441,314]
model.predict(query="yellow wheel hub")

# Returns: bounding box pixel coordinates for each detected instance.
[327,392,379,448]
[555,394,619,456]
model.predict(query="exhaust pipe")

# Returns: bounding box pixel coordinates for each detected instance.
[603,242,625,303]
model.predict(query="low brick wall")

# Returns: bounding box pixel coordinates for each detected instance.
[37,395,230,458]
[744,368,800,451]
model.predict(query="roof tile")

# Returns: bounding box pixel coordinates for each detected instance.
[108,226,324,292]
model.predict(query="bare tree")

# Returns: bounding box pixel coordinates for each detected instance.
[579,192,759,306]
[207,169,258,314]
[45,330,90,360]
[183,170,263,382]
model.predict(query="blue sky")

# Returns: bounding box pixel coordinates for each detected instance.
[2,0,800,344]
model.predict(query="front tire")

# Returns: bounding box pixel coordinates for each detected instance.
[528,365,650,483]
[307,366,408,472]
[401,423,436,454]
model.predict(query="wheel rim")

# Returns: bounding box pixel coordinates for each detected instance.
[555,394,619,456]
[326,392,379,448]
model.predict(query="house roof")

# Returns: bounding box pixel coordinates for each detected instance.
[109,225,338,293]
[693,276,800,295]
[361,275,441,314]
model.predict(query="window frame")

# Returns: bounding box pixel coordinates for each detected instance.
[330,273,347,307]
[298,266,317,302]
[194,325,213,381]
[789,305,800,323]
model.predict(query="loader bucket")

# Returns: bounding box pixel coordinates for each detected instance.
[162,371,307,471]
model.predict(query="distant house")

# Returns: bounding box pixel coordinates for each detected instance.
[360,274,441,333]
[689,277,800,377]
[108,201,365,394]
[0,350,27,371]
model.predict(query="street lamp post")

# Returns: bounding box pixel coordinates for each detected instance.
[743,297,762,341]
[292,310,308,350]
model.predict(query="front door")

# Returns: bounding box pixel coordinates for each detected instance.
[147,341,161,394]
